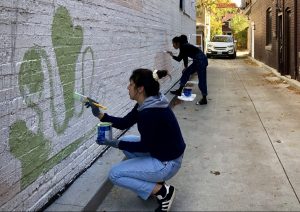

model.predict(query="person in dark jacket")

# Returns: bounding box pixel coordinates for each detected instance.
[85,68,186,212]
[167,35,208,105]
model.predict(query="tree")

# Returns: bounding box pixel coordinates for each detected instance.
[230,14,249,49]
[230,13,249,34]
[196,0,238,38]
[196,0,250,49]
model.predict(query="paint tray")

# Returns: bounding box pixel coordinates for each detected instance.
[177,94,196,101]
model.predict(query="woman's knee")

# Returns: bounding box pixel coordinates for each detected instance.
[108,165,120,184]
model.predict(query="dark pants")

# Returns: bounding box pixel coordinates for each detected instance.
[179,60,207,96]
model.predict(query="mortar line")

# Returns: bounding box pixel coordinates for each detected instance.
[233,67,300,205]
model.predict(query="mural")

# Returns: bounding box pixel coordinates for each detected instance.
[9,6,97,189]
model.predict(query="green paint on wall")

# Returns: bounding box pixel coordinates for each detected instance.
[9,6,98,190]
[9,121,50,188]
[20,127,96,188]
[51,6,83,132]
[19,48,44,104]
[9,120,97,189]
[41,127,96,171]
[19,47,45,134]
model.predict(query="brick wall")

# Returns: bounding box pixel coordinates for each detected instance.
[284,0,296,78]
[249,0,278,69]
[0,0,196,210]
[297,0,300,79]
[248,0,298,79]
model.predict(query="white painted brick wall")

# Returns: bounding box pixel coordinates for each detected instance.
[0,0,196,210]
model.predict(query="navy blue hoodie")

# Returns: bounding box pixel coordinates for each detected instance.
[101,93,186,161]
[172,43,208,68]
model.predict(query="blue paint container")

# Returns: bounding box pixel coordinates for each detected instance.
[183,87,192,97]
[97,122,112,143]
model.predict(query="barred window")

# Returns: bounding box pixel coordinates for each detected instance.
[266,8,272,45]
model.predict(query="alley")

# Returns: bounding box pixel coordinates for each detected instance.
[96,54,300,211]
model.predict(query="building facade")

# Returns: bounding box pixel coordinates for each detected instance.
[242,0,299,81]
[222,14,235,35]
[0,0,196,210]
[196,4,210,51]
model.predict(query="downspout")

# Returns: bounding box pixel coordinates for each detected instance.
[276,0,280,72]
[295,0,298,80]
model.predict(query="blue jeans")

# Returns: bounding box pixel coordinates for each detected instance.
[180,60,208,96]
[108,135,183,200]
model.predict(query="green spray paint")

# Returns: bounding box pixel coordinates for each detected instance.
[19,48,44,103]
[8,6,97,189]
[9,121,50,188]
[19,6,85,134]
[19,47,45,134]
[51,7,83,133]
[9,120,96,188]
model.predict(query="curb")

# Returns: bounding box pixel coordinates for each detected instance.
[248,56,300,91]
[82,168,114,211]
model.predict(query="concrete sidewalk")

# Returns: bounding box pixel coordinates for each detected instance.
[45,54,300,211]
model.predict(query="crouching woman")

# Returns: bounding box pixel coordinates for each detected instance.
[85,69,186,211]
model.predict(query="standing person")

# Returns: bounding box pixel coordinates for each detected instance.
[85,69,186,212]
[167,35,208,105]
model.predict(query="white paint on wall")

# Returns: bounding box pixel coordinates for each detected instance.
[0,0,196,211]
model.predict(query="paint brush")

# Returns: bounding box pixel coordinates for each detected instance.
[74,91,107,110]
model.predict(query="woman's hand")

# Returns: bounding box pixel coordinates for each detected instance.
[166,51,173,56]
[96,138,120,148]
[85,98,103,119]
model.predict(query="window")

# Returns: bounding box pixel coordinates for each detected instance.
[266,8,272,46]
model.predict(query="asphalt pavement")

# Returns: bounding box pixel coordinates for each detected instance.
[45,52,300,211]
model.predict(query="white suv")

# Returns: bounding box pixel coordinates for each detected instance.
[206,35,237,59]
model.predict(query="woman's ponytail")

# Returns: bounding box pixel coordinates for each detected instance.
[130,69,171,97]
[156,70,171,80]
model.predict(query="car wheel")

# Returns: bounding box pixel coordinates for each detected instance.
[206,54,211,58]
[231,52,236,59]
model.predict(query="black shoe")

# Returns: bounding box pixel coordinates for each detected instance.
[170,89,182,96]
[196,98,207,105]
[170,86,184,96]
[155,185,176,212]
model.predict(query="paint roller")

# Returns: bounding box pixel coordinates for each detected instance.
[74,91,107,110]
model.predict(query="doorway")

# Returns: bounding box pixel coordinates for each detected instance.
[284,8,291,76]
[278,13,284,74]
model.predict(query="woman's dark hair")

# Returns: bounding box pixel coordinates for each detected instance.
[129,69,170,97]
[172,35,188,46]
[180,34,188,44]
[172,36,181,44]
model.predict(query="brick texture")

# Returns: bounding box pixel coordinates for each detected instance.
[0,0,196,210]
[247,0,299,80]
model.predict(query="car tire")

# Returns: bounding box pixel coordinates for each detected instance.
[206,54,211,58]
[231,52,236,59]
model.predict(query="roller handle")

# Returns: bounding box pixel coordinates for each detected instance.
[87,97,107,110]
